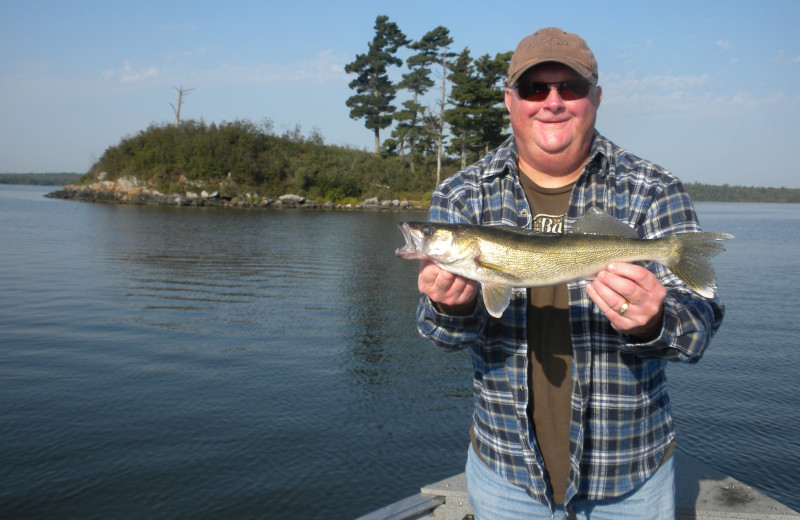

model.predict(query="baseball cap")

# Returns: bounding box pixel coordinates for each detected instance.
[508,27,598,87]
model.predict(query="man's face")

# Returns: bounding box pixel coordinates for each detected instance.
[505,63,602,172]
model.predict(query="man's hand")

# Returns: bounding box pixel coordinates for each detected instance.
[418,260,479,316]
[585,262,666,340]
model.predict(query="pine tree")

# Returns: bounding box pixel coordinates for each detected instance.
[472,51,513,156]
[445,48,481,169]
[392,26,453,175]
[344,15,408,153]
[446,50,512,168]
[427,28,456,186]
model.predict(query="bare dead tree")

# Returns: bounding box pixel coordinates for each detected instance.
[170,86,195,127]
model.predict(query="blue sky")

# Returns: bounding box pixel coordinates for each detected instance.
[2,0,799,187]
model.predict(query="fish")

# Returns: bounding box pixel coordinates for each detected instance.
[395,208,733,318]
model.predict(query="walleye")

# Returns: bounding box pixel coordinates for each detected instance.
[395,208,733,318]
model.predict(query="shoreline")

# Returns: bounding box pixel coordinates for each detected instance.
[45,183,428,211]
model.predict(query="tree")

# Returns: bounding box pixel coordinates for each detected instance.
[445,51,511,168]
[425,28,456,186]
[391,64,430,173]
[471,51,512,156]
[392,26,452,174]
[170,86,194,128]
[344,15,408,153]
[445,48,481,169]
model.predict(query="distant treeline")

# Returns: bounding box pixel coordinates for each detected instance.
[0,173,81,186]
[684,182,800,203]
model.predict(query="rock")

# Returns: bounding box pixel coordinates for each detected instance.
[279,193,306,205]
[116,175,139,190]
[44,183,429,213]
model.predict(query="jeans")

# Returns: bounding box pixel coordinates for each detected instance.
[465,443,675,519]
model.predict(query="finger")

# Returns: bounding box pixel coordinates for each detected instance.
[605,263,666,317]
[607,263,660,293]
[418,261,440,291]
[589,270,666,338]
[597,268,639,304]
[434,271,459,296]
[444,275,476,303]
[418,261,477,306]
[586,280,625,318]
[591,273,634,313]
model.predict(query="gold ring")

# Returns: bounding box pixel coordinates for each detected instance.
[618,301,630,315]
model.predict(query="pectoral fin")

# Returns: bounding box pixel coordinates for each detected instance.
[475,259,518,276]
[481,282,513,318]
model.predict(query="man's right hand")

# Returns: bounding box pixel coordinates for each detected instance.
[418,260,479,315]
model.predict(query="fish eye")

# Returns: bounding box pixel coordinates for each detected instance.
[421,224,434,236]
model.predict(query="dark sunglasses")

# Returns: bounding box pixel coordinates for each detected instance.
[515,78,593,102]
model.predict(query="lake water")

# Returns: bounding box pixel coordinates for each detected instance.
[1,185,798,518]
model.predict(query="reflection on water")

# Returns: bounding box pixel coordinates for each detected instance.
[0,189,798,518]
[0,192,474,519]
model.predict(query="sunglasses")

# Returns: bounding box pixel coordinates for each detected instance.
[515,78,593,102]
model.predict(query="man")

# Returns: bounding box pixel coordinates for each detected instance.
[415,27,724,519]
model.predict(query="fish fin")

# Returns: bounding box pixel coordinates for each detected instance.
[667,232,734,298]
[475,258,518,276]
[481,283,513,318]
[571,208,639,238]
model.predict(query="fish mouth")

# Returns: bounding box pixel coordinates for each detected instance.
[395,222,428,259]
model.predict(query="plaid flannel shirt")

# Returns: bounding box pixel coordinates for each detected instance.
[416,132,724,509]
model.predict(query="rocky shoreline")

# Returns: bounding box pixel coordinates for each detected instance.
[45,175,426,211]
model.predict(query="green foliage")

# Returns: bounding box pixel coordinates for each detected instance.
[392,26,455,170]
[83,119,438,203]
[446,50,511,168]
[344,15,409,153]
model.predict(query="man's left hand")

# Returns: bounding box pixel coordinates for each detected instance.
[585,262,666,340]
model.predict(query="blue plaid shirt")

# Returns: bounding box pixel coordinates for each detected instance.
[416,132,724,508]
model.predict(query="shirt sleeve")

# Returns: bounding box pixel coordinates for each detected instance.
[415,174,488,351]
[620,178,725,362]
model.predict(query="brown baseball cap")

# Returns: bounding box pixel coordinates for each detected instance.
[508,27,598,87]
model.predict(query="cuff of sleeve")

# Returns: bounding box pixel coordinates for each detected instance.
[418,295,482,350]
[622,294,682,357]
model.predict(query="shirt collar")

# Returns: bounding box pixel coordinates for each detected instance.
[480,136,519,180]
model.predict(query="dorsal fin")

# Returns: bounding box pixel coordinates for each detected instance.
[570,207,639,238]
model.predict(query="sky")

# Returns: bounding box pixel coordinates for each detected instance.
[1,0,799,187]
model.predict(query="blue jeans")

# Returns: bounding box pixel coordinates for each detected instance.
[465,443,675,520]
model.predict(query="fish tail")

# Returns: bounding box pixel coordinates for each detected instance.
[666,232,734,298]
